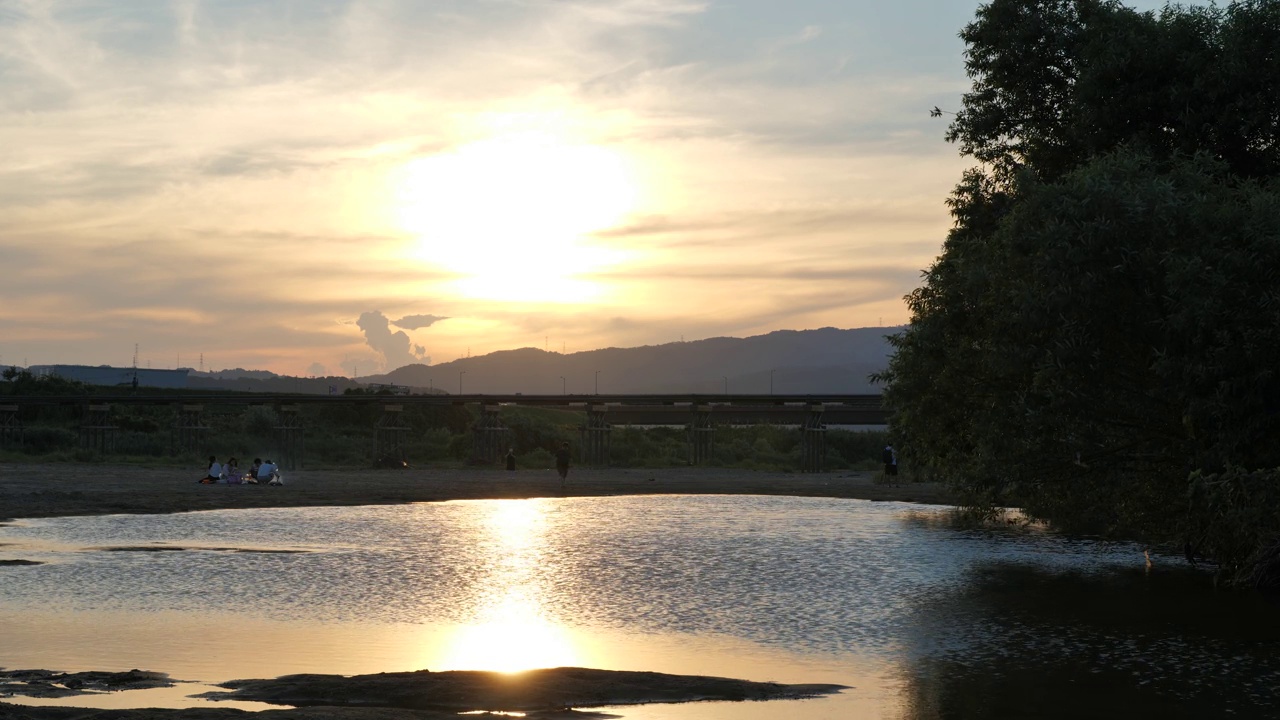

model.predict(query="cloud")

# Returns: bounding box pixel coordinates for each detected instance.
[307,362,328,376]
[0,0,999,374]
[392,314,450,330]
[356,310,429,371]
[340,354,381,379]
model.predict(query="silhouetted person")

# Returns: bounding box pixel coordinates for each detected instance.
[882,443,898,480]
[506,448,517,471]
[555,442,571,487]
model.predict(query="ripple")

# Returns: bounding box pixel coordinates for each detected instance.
[0,496,1274,719]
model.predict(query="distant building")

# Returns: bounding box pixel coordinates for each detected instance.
[365,383,411,396]
[29,364,189,389]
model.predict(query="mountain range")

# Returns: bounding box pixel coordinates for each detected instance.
[189,326,899,395]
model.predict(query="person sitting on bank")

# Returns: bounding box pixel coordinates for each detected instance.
[245,458,262,484]
[200,456,222,484]
[224,457,241,483]
[256,458,279,483]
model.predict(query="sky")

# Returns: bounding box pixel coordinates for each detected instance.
[0,0,1176,376]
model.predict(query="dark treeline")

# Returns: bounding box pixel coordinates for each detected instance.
[879,0,1280,586]
[0,369,887,472]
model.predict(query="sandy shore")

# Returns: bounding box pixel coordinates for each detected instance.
[0,463,951,522]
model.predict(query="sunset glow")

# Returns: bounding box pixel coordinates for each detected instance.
[440,604,582,674]
[395,131,638,303]
[436,500,583,673]
[0,0,1178,374]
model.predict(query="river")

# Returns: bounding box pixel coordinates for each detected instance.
[0,495,1275,718]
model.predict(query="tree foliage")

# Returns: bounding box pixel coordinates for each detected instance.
[880,0,1280,583]
[0,368,90,396]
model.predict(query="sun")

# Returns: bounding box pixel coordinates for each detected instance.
[395,132,637,303]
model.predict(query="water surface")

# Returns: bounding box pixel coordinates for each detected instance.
[0,496,1275,718]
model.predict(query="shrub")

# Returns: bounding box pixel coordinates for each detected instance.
[243,406,277,436]
[21,426,78,454]
[520,447,554,469]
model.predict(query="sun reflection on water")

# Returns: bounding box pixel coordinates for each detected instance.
[438,500,582,673]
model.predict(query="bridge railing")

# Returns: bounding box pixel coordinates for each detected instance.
[0,393,888,471]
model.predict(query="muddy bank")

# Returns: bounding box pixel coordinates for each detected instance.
[205,667,845,710]
[0,669,173,699]
[0,463,951,523]
[0,667,845,720]
[0,704,601,719]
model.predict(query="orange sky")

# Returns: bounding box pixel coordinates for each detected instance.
[0,0,1177,375]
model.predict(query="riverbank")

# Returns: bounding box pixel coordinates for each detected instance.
[0,463,951,522]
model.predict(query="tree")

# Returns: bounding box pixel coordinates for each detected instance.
[949,0,1280,183]
[880,0,1280,584]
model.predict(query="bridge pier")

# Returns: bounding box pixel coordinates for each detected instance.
[580,404,611,466]
[0,404,22,448]
[79,404,116,455]
[273,405,304,470]
[800,403,826,473]
[374,404,410,465]
[688,405,714,465]
[472,404,511,464]
[171,404,209,455]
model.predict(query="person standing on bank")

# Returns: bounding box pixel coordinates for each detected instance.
[555,442,571,488]
[882,443,898,480]
[506,448,517,471]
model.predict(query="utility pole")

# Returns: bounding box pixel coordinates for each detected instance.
[770,369,776,395]
[560,376,566,395]
[459,370,467,395]
[723,376,728,395]
[594,370,600,395]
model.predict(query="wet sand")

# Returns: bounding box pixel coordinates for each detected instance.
[0,463,951,522]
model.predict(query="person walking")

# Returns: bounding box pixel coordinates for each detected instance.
[555,441,571,489]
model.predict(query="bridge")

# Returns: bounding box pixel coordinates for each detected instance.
[0,393,888,473]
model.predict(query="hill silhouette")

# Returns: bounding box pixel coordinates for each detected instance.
[363,326,897,395]
[183,327,897,395]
